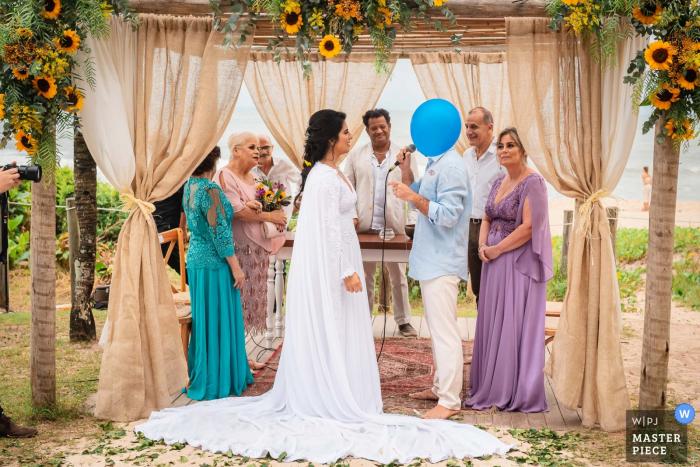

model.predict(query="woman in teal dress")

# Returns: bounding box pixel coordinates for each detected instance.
[183,146,254,401]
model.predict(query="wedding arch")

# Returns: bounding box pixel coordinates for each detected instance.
[65,0,681,434]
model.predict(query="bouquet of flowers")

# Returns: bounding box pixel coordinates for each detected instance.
[255,179,292,212]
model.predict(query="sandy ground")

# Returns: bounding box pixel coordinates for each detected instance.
[622,295,700,412]
[547,198,700,236]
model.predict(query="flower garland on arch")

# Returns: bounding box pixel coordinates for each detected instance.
[211,0,459,77]
[547,0,700,148]
[0,0,136,174]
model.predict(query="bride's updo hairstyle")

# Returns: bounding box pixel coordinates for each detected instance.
[294,109,347,208]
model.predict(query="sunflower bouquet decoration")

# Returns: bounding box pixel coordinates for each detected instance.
[547,0,700,147]
[0,0,122,173]
[255,179,292,212]
[211,0,458,77]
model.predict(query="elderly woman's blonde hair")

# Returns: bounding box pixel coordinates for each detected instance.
[227,132,258,159]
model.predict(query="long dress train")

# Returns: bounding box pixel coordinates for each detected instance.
[135,163,515,463]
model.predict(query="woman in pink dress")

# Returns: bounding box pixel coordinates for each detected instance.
[216,133,287,358]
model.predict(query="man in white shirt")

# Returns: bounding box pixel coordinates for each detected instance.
[463,107,505,309]
[252,134,302,223]
[344,109,419,337]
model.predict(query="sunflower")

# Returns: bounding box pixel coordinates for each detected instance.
[632,2,661,25]
[14,130,37,155]
[33,76,58,99]
[0,95,4,120]
[319,34,341,58]
[17,28,33,38]
[649,85,680,110]
[64,86,84,112]
[678,67,699,90]
[680,121,695,141]
[377,7,393,26]
[665,119,676,138]
[54,30,80,54]
[12,67,29,80]
[645,41,675,70]
[41,0,61,19]
[281,7,303,34]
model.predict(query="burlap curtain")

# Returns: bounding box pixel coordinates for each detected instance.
[82,14,252,421]
[244,52,398,169]
[506,18,643,431]
[409,52,514,155]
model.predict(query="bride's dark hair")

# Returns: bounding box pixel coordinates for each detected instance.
[294,109,347,207]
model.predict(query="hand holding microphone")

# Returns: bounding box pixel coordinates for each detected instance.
[389,144,416,172]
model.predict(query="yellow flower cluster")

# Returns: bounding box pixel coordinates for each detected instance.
[281,0,300,13]
[36,47,70,79]
[0,95,4,120]
[334,0,362,20]
[100,1,114,20]
[9,104,42,134]
[564,0,600,34]
[309,8,324,28]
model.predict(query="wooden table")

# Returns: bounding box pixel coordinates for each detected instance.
[264,232,413,348]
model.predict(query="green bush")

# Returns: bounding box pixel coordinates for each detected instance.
[616,227,700,262]
[8,167,127,271]
[673,256,700,311]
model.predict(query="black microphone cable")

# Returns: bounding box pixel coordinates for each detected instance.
[376,166,392,363]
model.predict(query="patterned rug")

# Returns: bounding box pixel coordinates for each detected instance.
[245,338,474,413]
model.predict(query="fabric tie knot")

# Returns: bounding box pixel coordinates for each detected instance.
[576,189,611,238]
[120,192,156,225]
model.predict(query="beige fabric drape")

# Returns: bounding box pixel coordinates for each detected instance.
[409,52,514,155]
[506,17,633,431]
[244,52,398,169]
[92,14,251,421]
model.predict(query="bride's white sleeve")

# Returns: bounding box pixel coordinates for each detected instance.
[321,172,356,281]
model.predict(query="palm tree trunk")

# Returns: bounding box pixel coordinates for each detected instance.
[639,113,679,409]
[30,169,56,408]
[69,131,97,342]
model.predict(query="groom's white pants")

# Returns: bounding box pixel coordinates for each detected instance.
[420,275,463,411]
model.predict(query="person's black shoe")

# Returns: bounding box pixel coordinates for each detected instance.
[0,413,38,438]
[398,323,418,337]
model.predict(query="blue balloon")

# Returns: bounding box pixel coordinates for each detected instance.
[410,99,462,157]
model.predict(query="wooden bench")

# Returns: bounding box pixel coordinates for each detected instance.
[545,301,562,346]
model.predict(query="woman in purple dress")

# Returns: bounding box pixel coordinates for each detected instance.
[464,128,553,413]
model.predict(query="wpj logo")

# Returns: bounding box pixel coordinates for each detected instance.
[626,406,690,463]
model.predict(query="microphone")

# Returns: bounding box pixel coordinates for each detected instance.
[389,144,416,171]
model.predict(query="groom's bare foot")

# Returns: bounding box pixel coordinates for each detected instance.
[409,389,439,400]
[421,405,460,420]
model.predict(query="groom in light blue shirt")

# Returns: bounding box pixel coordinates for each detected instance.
[389,146,472,420]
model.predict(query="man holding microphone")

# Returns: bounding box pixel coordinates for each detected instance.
[388,135,472,420]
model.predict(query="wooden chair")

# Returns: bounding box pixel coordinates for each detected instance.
[545,302,562,346]
[158,228,191,362]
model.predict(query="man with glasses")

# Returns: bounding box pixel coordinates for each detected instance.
[463,107,505,309]
[252,134,301,223]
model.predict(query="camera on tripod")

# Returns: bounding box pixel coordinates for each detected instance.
[3,164,42,183]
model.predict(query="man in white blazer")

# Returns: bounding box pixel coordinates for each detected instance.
[344,109,419,337]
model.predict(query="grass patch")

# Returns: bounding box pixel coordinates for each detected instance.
[618,267,645,313]
[616,227,700,262]
[0,270,107,426]
[673,255,700,311]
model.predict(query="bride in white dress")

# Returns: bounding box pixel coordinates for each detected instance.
[135,110,514,463]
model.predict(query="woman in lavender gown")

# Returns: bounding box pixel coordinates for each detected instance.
[464,128,553,413]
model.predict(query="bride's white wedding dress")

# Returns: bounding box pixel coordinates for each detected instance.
[135,163,514,463]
